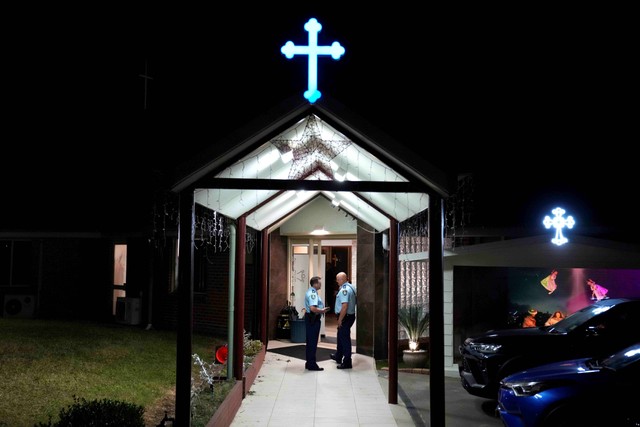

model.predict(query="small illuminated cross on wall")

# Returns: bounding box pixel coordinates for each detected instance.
[543,207,575,246]
[281,18,345,103]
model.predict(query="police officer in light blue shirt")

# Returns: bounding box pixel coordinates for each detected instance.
[331,271,356,369]
[304,276,330,371]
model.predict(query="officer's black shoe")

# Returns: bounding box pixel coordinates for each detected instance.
[330,353,340,362]
[306,365,324,371]
[336,363,352,369]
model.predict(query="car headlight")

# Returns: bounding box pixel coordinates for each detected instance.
[467,343,502,354]
[500,380,565,397]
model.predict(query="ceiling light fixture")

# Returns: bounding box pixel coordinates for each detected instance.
[310,225,330,236]
[335,167,347,181]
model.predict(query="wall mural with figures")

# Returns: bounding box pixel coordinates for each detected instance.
[453,266,640,352]
[505,267,640,327]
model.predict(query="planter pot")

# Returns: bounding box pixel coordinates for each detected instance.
[402,349,428,368]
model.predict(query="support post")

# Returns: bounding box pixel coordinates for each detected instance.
[388,218,398,404]
[429,196,445,427]
[175,189,195,426]
[234,216,247,381]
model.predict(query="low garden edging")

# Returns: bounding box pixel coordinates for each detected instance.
[206,344,266,427]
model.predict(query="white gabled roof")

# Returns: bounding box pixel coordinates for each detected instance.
[172,96,449,234]
[194,114,428,232]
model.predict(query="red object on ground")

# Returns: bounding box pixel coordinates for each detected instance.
[216,345,228,363]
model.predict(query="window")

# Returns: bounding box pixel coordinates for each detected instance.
[168,238,179,293]
[166,238,208,293]
[0,240,39,287]
[194,248,207,293]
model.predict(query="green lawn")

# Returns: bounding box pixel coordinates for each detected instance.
[0,318,224,427]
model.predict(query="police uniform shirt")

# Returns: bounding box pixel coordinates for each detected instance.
[305,287,324,313]
[335,282,356,315]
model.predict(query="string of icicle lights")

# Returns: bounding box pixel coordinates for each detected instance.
[151,191,254,254]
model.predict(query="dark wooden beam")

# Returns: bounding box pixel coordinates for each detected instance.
[198,178,426,193]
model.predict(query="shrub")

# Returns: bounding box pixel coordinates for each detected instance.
[398,304,429,351]
[243,330,263,358]
[34,396,144,427]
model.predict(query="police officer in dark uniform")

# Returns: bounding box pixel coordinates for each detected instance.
[304,276,330,371]
[331,271,356,369]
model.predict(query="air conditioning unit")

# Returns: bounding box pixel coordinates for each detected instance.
[3,295,35,318]
[115,297,141,325]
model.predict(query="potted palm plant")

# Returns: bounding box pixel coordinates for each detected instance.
[398,304,429,368]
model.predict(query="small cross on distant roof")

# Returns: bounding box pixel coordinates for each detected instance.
[139,60,153,110]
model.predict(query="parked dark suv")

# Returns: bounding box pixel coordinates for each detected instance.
[458,298,640,399]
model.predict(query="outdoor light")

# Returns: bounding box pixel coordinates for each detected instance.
[543,207,575,246]
[310,225,329,235]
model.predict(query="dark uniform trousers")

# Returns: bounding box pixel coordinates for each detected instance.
[305,312,321,367]
[336,313,356,365]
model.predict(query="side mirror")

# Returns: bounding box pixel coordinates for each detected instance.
[585,325,604,337]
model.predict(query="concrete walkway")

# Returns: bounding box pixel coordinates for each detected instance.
[230,337,503,427]
[231,340,410,426]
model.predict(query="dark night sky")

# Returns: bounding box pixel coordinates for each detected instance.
[3,6,638,242]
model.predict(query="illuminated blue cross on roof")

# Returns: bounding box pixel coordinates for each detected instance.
[281,18,345,103]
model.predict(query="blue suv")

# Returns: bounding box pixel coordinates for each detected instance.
[498,342,640,427]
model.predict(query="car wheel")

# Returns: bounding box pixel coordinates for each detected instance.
[543,405,603,427]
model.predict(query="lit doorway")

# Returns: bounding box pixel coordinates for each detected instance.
[289,239,356,344]
[112,244,127,316]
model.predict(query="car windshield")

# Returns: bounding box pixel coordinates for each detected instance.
[548,303,614,333]
[601,344,640,370]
